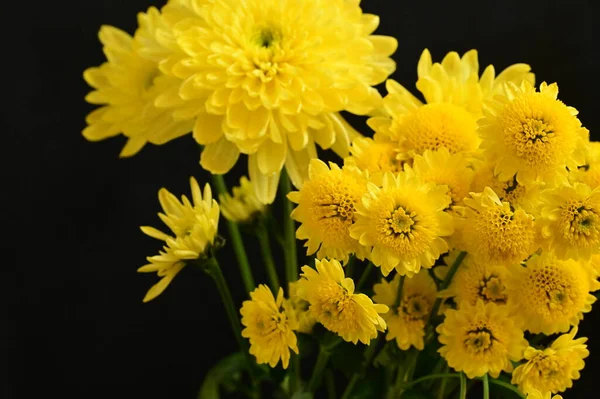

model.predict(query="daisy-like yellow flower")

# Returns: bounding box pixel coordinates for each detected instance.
[145,0,397,203]
[479,81,588,187]
[299,259,388,344]
[526,392,563,399]
[512,327,588,395]
[411,148,474,208]
[138,177,220,302]
[288,281,317,334]
[344,135,403,186]
[240,285,299,369]
[455,187,538,265]
[506,253,596,334]
[83,20,193,157]
[539,182,600,260]
[288,159,369,264]
[437,300,528,378]
[368,49,534,157]
[569,141,600,189]
[350,170,453,276]
[218,176,265,223]
[439,251,508,307]
[372,271,437,350]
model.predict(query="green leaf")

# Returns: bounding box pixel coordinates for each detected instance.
[197,352,246,399]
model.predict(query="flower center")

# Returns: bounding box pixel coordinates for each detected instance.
[561,200,600,241]
[316,192,356,223]
[479,275,507,304]
[319,281,352,320]
[389,207,416,235]
[521,118,553,144]
[464,329,494,353]
[401,295,430,320]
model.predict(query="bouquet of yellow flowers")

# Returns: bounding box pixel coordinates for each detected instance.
[82,1,598,398]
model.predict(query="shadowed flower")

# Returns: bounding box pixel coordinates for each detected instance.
[219,176,266,223]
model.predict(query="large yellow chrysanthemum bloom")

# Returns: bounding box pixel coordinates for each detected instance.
[512,327,588,395]
[411,148,474,209]
[372,271,437,350]
[288,281,317,334]
[350,170,453,276]
[437,301,527,379]
[298,259,388,344]
[344,134,403,186]
[367,49,534,157]
[288,159,369,264]
[138,177,220,302]
[526,391,563,399]
[479,81,588,187]
[438,251,508,307]
[240,285,299,369]
[506,253,596,334]
[455,187,538,265]
[569,141,600,189]
[83,20,193,157]
[538,182,600,260]
[218,176,265,223]
[142,0,397,203]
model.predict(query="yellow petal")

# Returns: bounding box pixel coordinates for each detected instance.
[142,263,185,302]
[200,137,240,174]
[257,139,286,175]
[249,154,280,204]
[193,113,224,145]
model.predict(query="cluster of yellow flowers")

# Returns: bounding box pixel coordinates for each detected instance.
[84,0,600,397]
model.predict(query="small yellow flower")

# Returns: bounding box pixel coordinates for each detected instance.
[373,271,437,350]
[479,81,588,187]
[288,281,317,334]
[219,176,265,223]
[344,135,403,186]
[526,391,563,399]
[437,300,527,379]
[288,159,369,264]
[83,20,193,157]
[146,0,397,203]
[368,49,534,157]
[439,251,508,307]
[138,177,219,302]
[411,148,475,208]
[506,253,596,334]
[539,182,600,260]
[455,187,538,265]
[350,170,453,276]
[512,327,588,395]
[299,259,388,344]
[240,285,299,369]
[569,141,600,189]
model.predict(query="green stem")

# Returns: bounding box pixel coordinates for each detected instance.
[340,337,382,399]
[289,354,300,394]
[256,221,280,293]
[436,365,450,399]
[326,370,336,399]
[428,251,467,325]
[486,378,524,398]
[345,255,356,278]
[482,374,489,399]
[211,174,255,295]
[280,170,298,290]
[398,373,460,391]
[393,275,406,308]
[307,345,332,393]
[459,373,467,399]
[357,262,374,291]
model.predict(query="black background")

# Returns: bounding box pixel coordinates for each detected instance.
[3,0,599,398]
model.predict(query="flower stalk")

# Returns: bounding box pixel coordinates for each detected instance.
[280,170,298,289]
[256,220,280,293]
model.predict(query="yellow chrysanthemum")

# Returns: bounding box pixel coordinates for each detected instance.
[298,259,388,344]
[288,159,369,263]
[288,281,317,334]
[539,182,600,260]
[437,300,527,379]
[367,49,534,157]
[479,81,588,187]
[372,271,437,350]
[439,251,508,307]
[455,187,538,265]
[526,391,563,399]
[144,0,397,203]
[569,141,600,189]
[506,253,596,334]
[344,135,403,186]
[138,177,220,302]
[219,176,265,223]
[470,160,542,212]
[411,148,474,208]
[240,285,299,369]
[83,21,193,157]
[512,327,588,395]
[350,171,453,276]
